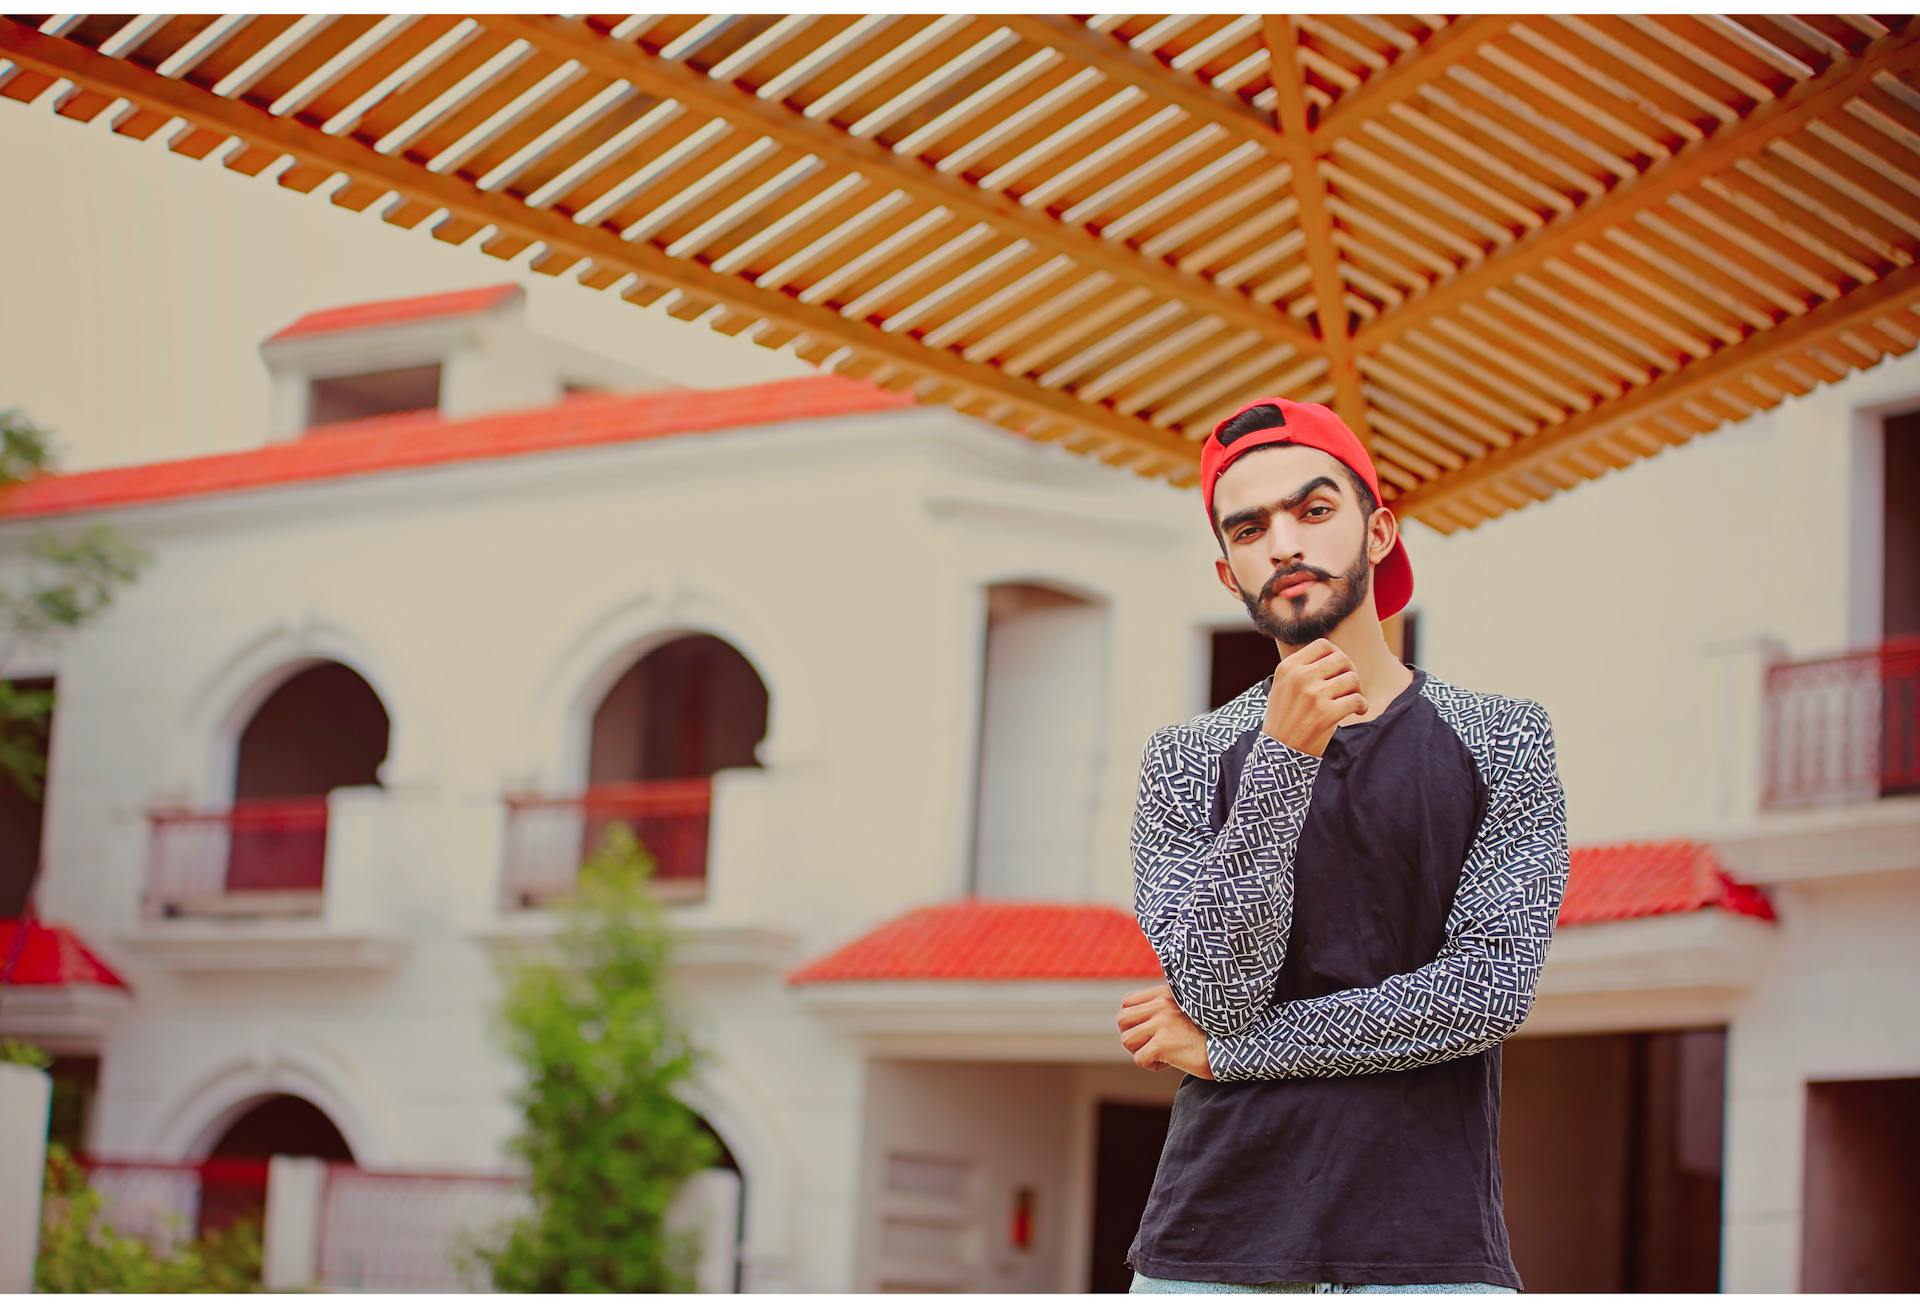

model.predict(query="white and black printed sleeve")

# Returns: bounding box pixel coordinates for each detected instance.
[1205,698,1570,1081]
[1131,724,1323,1039]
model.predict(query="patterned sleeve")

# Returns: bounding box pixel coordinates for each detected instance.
[1205,700,1570,1081]
[1131,724,1323,1039]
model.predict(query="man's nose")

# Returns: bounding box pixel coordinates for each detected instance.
[1264,520,1304,567]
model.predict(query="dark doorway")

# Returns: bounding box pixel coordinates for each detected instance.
[1803,1077,1920,1291]
[201,1094,354,1237]
[589,634,767,783]
[1209,630,1273,710]
[0,675,54,917]
[1884,410,1920,641]
[227,662,389,896]
[1881,411,1920,799]
[1500,1029,1724,1291]
[1089,1101,1173,1292]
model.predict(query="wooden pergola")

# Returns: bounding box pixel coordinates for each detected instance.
[4,12,1918,531]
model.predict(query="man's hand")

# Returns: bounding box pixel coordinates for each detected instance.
[1264,638,1368,756]
[1118,983,1214,1079]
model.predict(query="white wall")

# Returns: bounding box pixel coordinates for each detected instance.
[857,1059,1075,1293]
[1720,865,1920,1292]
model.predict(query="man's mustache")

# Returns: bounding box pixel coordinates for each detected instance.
[1262,567,1333,601]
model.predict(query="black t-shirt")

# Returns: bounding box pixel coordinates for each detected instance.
[1124,665,1570,1289]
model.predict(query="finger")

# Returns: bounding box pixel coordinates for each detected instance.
[1121,1025,1153,1054]
[1283,638,1338,668]
[1117,1005,1156,1033]
[1121,984,1171,1006]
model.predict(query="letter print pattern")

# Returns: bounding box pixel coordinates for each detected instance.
[1204,676,1570,1081]
[1129,673,1570,1080]
[1130,679,1324,1038]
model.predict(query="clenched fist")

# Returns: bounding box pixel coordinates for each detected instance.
[1118,983,1214,1079]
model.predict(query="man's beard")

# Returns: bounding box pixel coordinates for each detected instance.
[1236,538,1372,646]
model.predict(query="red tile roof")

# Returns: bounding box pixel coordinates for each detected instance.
[0,919,129,989]
[788,902,1163,984]
[789,841,1774,984]
[0,375,913,521]
[1561,838,1776,926]
[265,283,523,342]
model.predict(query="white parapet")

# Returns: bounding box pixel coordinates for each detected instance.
[0,1063,53,1291]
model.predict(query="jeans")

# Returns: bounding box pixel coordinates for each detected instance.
[1130,1272,1516,1294]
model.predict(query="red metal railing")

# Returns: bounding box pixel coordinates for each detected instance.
[1763,635,1920,808]
[144,798,329,918]
[499,778,712,909]
[77,1155,271,1249]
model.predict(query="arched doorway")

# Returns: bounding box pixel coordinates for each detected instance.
[580,635,768,900]
[199,1094,356,1237]
[503,636,768,908]
[165,663,390,915]
[588,635,768,783]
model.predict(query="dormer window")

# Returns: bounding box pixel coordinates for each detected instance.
[307,363,442,428]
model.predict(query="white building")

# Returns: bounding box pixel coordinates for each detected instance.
[1,284,1914,1293]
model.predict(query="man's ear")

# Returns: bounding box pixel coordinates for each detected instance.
[1369,506,1399,567]
[1214,553,1240,598]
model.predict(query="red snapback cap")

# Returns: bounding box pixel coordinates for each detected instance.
[1200,396,1414,621]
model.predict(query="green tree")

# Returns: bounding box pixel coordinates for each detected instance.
[472,824,717,1292]
[0,407,148,799]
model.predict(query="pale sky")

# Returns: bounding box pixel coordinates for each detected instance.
[0,96,815,473]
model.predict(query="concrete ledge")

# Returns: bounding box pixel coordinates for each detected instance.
[117,923,411,973]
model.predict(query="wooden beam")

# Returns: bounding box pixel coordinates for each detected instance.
[0,16,1202,476]
[1355,24,1920,355]
[1315,15,1517,144]
[1393,257,1920,520]
[1262,15,1372,451]
[476,13,1319,356]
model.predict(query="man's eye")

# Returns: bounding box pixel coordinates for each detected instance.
[1304,505,1332,519]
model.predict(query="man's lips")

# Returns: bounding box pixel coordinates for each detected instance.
[1272,575,1319,600]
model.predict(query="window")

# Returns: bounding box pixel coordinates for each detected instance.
[306,363,442,427]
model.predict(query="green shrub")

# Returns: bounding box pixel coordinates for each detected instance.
[34,1144,265,1293]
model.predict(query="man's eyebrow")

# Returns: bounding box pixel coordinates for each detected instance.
[1217,475,1344,534]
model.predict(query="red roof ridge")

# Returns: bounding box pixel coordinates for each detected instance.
[265,283,524,343]
[0,374,912,521]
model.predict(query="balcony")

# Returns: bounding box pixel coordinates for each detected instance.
[498,778,712,910]
[144,798,330,919]
[124,787,409,972]
[1762,635,1920,809]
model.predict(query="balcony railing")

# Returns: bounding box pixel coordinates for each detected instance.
[79,1155,272,1250]
[1762,635,1920,809]
[499,778,712,910]
[144,798,330,918]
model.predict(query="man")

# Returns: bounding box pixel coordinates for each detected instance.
[1117,397,1570,1294]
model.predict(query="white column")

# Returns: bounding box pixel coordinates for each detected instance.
[1701,632,1787,824]
[262,1155,328,1291]
[0,1063,53,1291]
